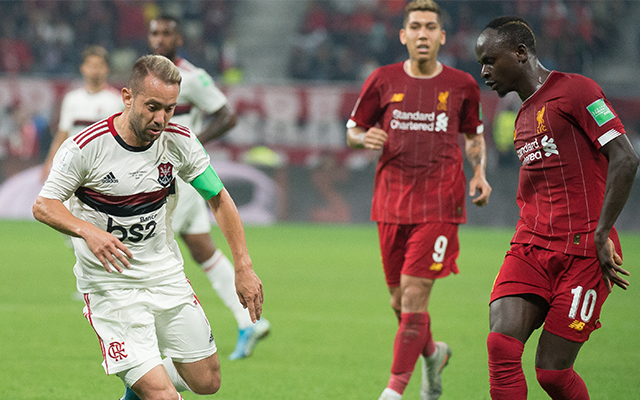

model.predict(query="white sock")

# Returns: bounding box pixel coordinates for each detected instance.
[162,357,192,393]
[201,249,254,329]
[380,388,403,400]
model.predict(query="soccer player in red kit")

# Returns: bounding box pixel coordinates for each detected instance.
[346,1,491,399]
[476,16,639,399]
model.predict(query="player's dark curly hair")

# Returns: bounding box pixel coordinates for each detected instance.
[485,16,537,56]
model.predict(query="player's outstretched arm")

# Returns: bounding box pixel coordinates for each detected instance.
[32,196,132,273]
[347,126,388,150]
[595,135,639,291]
[198,105,238,143]
[464,133,492,206]
[207,188,263,322]
[40,130,70,183]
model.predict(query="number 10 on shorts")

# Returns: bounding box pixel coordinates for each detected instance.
[568,286,597,323]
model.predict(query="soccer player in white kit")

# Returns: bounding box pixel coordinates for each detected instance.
[41,45,123,182]
[33,55,264,400]
[148,15,270,361]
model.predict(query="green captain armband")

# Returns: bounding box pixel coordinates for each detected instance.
[191,165,224,200]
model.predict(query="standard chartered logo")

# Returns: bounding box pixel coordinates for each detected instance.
[390,109,448,132]
[518,134,559,165]
[541,135,558,156]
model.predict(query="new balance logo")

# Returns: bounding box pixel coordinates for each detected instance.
[101,172,119,184]
[568,320,586,331]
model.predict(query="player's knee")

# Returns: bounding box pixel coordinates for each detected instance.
[487,332,524,365]
[188,370,221,395]
[536,367,584,397]
[400,284,428,310]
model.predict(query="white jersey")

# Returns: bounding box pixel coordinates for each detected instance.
[39,114,211,293]
[58,85,123,138]
[172,57,228,134]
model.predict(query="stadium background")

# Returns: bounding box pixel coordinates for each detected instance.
[1,2,640,399]
[0,0,639,228]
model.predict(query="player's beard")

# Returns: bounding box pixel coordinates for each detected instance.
[128,110,163,145]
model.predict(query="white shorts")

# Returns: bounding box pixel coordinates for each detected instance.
[171,178,212,235]
[82,279,217,377]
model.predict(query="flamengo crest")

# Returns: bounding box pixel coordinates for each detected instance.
[158,162,174,187]
[107,341,128,362]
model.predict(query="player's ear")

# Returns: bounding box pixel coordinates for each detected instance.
[440,29,446,46]
[121,87,133,108]
[516,44,528,63]
[400,28,407,45]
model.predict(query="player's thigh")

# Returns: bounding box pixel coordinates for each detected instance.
[403,222,460,280]
[535,329,584,370]
[544,255,609,343]
[378,222,408,288]
[84,290,162,378]
[155,282,217,366]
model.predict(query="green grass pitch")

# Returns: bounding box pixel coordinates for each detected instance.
[1,220,639,399]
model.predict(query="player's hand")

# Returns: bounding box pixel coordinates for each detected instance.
[83,227,133,273]
[363,127,388,150]
[234,259,264,323]
[597,238,629,292]
[469,174,492,206]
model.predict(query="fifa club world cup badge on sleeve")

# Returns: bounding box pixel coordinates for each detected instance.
[158,162,174,187]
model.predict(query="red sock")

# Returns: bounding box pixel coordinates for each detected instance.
[487,332,527,400]
[387,371,412,395]
[536,367,590,400]
[390,313,430,375]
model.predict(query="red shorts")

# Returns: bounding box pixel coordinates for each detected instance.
[377,222,460,287]
[491,243,609,342]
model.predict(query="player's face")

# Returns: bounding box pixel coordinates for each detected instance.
[125,75,179,146]
[80,55,109,88]
[475,30,521,98]
[148,19,182,60]
[400,11,446,63]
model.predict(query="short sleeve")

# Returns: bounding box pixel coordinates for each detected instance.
[39,139,85,201]
[176,133,211,184]
[184,69,228,115]
[58,92,75,133]
[567,77,626,149]
[459,75,483,135]
[347,69,384,130]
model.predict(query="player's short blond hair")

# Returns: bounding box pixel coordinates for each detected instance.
[128,54,182,95]
[81,45,110,65]
[403,0,442,28]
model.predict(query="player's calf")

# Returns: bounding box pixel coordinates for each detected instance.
[536,367,589,400]
[487,332,527,399]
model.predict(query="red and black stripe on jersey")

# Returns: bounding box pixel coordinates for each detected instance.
[74,120,112,149]
[74,180,176,217]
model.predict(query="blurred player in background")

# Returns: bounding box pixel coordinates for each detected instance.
[346,1,491,399]
[476,16,638,399]
[148,15,270,362]
[41,45,123,182]
[34,54,264,400]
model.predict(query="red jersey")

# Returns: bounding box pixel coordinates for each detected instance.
[512,71,626,257]
[349,62,483,224]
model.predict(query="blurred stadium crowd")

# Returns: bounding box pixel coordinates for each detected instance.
[0,0,632,82]
[0,0,639,225]
[0,0,234,76]
[290,0,626,83]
